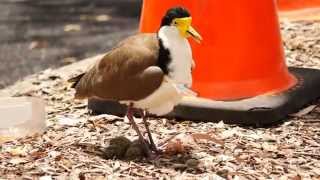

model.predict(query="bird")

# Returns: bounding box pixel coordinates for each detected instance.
[69,6,202,158]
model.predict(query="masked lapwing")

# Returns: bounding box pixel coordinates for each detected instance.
[69,7,202,157]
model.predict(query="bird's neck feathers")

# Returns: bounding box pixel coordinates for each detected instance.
[157,26,193,86]
[156,26,176,75]
[158,26,184,44]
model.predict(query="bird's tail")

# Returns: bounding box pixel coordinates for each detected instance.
[68,73,85,88]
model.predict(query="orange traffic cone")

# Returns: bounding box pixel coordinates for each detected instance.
[88,0,320,127]
[140,0,297,100]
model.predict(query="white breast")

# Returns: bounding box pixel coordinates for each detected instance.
[158,26,193,87]
[120,27,194,116]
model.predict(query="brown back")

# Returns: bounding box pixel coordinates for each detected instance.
[74,33,164,101]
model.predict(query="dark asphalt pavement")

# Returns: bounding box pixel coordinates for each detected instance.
[0,0,142,88]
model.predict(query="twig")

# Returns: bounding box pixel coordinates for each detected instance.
[294,152,320,158]
[58,163,71,172]
[157,133,179,147]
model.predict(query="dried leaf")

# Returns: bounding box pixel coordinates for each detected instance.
[30,150,47,160]
[292,175,302,180]
[9,157,29,165]
[57,116,81,126]
[262,142,278,152]
[164,139,185,155]
[191,133,225,146]
[220,129,237,139]
[6,146,28,156]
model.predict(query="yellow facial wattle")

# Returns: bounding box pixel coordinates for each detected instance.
[172,17,202,43]
[173,17,192,38]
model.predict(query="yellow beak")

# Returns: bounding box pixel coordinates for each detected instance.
[187,26,202,44]
[174,17,202,43]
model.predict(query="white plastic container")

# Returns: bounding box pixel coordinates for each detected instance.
[0,97,46,141]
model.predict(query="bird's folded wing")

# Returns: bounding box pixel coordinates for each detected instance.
[74,35,164,101]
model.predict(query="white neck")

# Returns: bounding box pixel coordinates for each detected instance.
[158,26,193,87]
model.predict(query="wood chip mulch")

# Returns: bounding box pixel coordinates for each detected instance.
[0,20,320,180]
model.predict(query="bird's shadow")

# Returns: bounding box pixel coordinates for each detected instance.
[76,136,205,174]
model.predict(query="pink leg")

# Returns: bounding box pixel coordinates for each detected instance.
[138,110,159,153]
[126,104,152,158]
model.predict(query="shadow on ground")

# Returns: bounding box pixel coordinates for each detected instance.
[0,0,142,88]
[77,136,205,176]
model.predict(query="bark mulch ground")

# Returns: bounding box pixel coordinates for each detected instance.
[0,20,319,179]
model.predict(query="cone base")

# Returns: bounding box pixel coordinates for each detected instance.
[88,67,320,127]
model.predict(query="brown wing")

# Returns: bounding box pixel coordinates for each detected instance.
[74,33,164,101]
